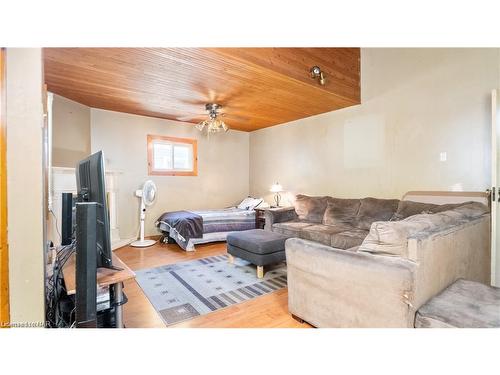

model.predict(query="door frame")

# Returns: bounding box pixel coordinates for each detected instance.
[492,89,499,287]
[0,47,9,327]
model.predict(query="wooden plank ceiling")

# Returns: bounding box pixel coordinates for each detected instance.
[43,48,360,132]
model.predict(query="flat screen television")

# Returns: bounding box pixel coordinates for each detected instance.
[75,151,114,269]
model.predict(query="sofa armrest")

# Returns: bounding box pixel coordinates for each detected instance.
[407,215,490,309]
[264,207,298,231]
[285,238,417,327]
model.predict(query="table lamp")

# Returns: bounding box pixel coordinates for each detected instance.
[270,182,283,207]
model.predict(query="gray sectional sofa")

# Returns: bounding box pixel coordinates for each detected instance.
[265,194,491,327]
[265,195,400,249]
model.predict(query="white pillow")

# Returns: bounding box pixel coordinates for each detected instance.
[237,197,264,210]
[237,197,253,209]
[247,198,264,210]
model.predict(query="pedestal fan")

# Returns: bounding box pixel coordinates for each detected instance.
[131,180,157,248]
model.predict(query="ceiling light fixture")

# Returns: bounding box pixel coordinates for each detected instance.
[310,65,326,86]
[196,103,229,135]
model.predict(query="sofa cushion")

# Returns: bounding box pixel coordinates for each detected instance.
[293,195,328,223]
[429,202,467,213]
[358,202,489,258]
[415,279,500,328]
[272,220,313,237]
[300,224,354,246]
[323,198,361,226]
[391,200,440,221]
[359,217,436,258]
[391,200,480,221]
[447,201,489,218]
[419,202,488,223]
[330,229,369,250]
[355,197,400,230]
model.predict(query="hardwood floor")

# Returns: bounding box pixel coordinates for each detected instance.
[115,241,311,328]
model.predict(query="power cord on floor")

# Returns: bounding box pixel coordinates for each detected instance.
[45,240,76,328]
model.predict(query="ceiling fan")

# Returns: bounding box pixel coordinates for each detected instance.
[177,102,250,134]
[176,86,249,132]
[195,103,228,133]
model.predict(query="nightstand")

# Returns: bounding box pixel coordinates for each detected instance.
[255,208,267,229]
[254,207,292,229]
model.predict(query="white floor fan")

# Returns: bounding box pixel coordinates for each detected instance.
[131,180,158,248]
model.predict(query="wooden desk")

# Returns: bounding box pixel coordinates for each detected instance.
[62,253,135,327]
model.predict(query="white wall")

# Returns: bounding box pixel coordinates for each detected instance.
[250,48,499,205]
[52,48,499,283]
[91,109,250,238]
[52,94,90,168]
[6,48,45,325]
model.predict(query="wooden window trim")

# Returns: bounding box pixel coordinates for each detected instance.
[147,134,198,176]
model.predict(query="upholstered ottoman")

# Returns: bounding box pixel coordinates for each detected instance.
[226,229,289,278]
[415,279,500,328]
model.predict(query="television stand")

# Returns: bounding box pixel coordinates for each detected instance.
[62,253,135,328]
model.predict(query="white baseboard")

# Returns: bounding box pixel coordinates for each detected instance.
[112,237,135,251]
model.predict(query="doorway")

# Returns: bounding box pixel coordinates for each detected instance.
[0,48,9,327]
[491,89,500,287]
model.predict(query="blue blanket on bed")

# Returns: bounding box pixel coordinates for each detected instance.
[156,210,203,241]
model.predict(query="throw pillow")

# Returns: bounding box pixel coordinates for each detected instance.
[237,197,264,210]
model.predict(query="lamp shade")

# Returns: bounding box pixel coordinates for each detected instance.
[270,182,283,193]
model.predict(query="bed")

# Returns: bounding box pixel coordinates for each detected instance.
[156,198,264,251]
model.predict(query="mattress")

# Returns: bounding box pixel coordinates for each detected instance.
[168,230,230,252]
[157,207,256,251]
[191,208,256,233]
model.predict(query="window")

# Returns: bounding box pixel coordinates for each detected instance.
[147,135,198,176]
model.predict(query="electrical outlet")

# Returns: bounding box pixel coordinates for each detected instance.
[440,152,447,162]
